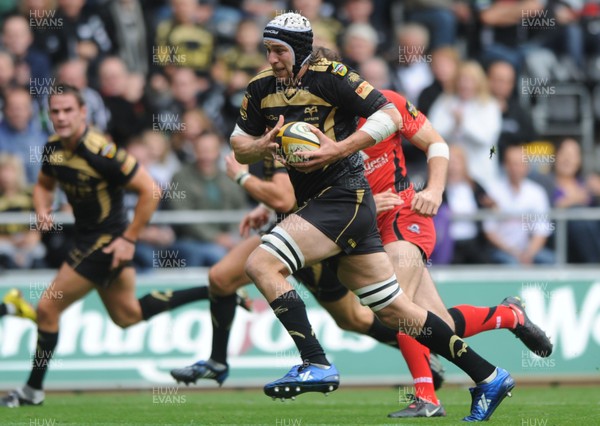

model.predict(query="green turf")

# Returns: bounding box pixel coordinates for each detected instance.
[2,386,599,425]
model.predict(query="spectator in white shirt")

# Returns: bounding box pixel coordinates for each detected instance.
[483,145,555,265]
[444,145,496,264]
[428,60,501,192]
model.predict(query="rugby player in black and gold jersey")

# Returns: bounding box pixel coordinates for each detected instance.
[228,12,515,421]
[0,84,228,408]
[170,151,426,389]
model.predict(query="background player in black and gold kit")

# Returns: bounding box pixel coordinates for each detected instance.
[0,85,219,408]
[230,13,515,421]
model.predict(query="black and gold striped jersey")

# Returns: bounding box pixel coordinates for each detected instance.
[40,129,139,235]
[236,58,389,205]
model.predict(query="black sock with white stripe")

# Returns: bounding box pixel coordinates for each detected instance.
[270,290,329,366]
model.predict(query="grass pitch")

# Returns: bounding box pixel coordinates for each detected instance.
[3,385,598,425]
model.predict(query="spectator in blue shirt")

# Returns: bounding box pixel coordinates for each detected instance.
[0,87,48,184]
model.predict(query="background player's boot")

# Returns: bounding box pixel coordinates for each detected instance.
[264,363,339,400]
[501,296,553,357]
[388,394,446,418]
[170,360,228,386]
[235,288,252,312]
[430,353,445,390]
[463,367,515,422]
[3,289,36,322]
[0,386,44,407]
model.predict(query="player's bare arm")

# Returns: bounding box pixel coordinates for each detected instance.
[294,105,402,173]
[33,171,57,232]
[225,153,295,212]
[373,189,404,215]
[407,118,449,217]
[239,204,273,238]
[102,166,160,269]
[231,115,284,164]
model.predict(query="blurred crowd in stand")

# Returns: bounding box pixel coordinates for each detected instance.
[1,0,599,270]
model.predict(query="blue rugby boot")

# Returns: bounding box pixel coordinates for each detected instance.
[264,363,340,400]
[463,367,515,422]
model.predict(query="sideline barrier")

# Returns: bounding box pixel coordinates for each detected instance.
[3,207,600,265]
[0,267,599,390]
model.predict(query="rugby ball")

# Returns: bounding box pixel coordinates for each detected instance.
[275,122,320,164]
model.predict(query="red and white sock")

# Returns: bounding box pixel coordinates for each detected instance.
[452,305,518,338]
[396,332,439,405]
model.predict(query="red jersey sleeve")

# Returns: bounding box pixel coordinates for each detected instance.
[357,90,427,141]
[378,90,427,139]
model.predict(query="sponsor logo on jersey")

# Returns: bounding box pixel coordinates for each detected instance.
[356,81,374,99]
[100,143,117,159]
[304,106,318,117]
[120,155,136,175]
[331,61,347,77]
[347,72,360,83]
[407,223,420,234]
[406,100,419,119]
[363,152,389,175]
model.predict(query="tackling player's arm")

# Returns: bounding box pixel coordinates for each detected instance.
[407,119,449,217]
[381,90,449,217]
[33,171,57,231]
[225,153,295,212]
[239,203,273,238]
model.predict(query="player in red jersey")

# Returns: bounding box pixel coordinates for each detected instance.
[349,90,553,417]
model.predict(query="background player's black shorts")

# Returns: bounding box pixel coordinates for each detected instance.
[293,258,348,303]
[294,185,384,255]
[66,233,133,288]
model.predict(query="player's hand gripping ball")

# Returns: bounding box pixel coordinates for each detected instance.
[275,122,320,165]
